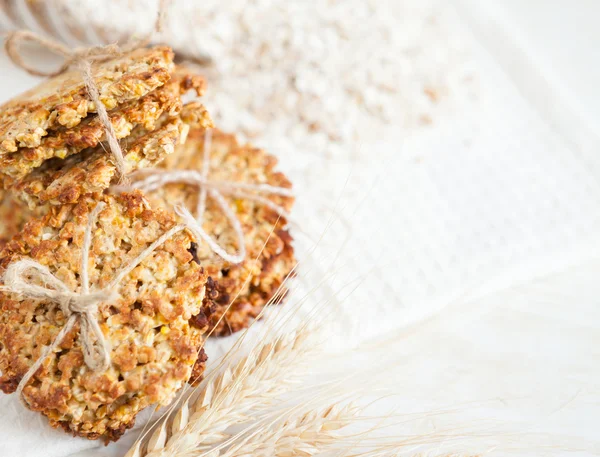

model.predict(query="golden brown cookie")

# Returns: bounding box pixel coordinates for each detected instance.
[0,191,212,441]
[0,46,174,154]
[6,102,212,208]
[137,129,296,336]
[0,72,206,181]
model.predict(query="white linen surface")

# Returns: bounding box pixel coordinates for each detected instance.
[1,3,600,456]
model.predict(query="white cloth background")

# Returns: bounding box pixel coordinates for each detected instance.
[0,1,599,456]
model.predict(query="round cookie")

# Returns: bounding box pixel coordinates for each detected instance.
[0,191,213,441]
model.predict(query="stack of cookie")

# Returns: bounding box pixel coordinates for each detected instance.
[0,46,210,211]
[0,46,296,441]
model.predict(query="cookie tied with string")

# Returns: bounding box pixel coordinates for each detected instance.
[0,191,214,441]
[133,129,296,336]
[0,69,206,181]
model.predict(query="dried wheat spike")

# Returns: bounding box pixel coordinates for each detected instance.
[213,401,359,457]
[129,327,315,456]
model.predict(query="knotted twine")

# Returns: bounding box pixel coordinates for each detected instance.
[0,202,185,406]
[3,0,169,180]
[121,129,295,264]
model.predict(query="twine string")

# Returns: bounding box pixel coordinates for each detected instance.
[78,59,128,179]
[120,130,294,265]
[3,0,170,181]
[0,202,185,406]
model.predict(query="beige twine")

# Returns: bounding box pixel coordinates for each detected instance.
[3,0,169,180]
[0,201,185,406]
[119,129,295,264]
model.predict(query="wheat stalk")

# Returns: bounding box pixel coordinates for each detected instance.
[186,396,481,457]
[127,325,316,457]
[203,400,360,457]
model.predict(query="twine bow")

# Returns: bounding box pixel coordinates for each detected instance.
[122,129,295,264]
[3,0,169,180]
[0,201,185,406]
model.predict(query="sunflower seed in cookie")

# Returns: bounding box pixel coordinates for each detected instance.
[0,46,174,154]
[0,72,206,181]
[139,128,296,336]
[0,191,213,441]
[7,103,213,208]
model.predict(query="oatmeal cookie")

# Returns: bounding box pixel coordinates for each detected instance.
[143,129,296,336]
[0,191,212,441]
[0,72,206,180]
[6,103,213,208]
[0,46,174,154]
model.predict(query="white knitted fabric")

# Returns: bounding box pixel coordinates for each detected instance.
[0,1,600,456]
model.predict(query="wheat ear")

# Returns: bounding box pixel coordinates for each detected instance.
[204,400,360,457]
[128,326,315,457]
